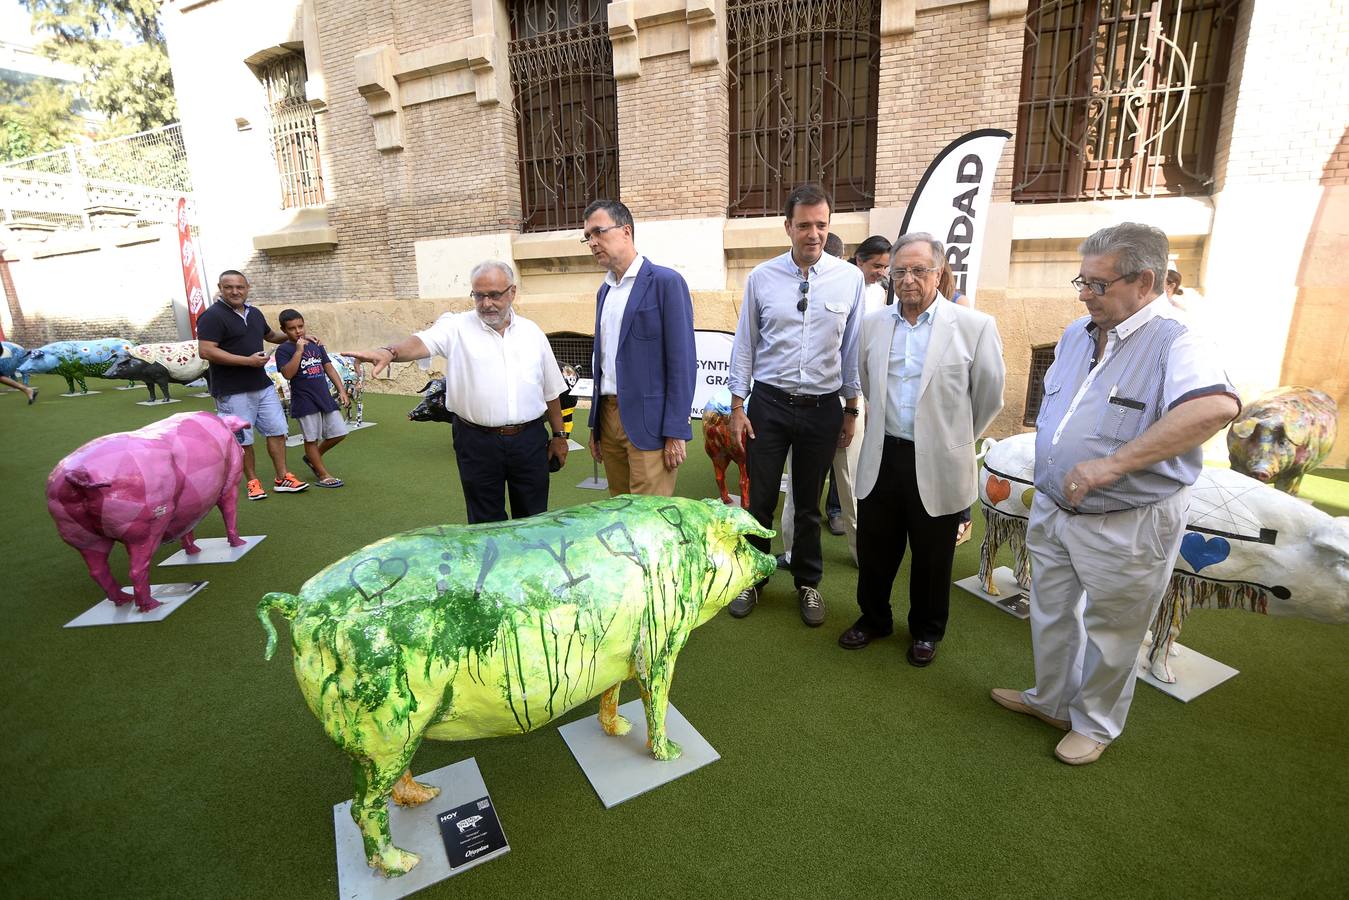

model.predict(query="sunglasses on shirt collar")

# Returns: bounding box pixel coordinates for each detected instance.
[798,280,809,313]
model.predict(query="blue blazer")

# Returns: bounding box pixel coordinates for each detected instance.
[588,258,697,451]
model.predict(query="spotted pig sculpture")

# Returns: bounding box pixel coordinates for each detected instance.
[977,432,1349,684]
[47,412,249,611]
[17,338,132,393]
[104,340,210,402]
[1227,386,1338,495]
[702,389,749,506]
[258,495,776,877]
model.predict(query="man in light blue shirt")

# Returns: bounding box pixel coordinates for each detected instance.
[841,233,1005,667]
[726,182,864,627]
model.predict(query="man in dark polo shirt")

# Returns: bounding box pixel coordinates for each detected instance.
[196,270,308,500]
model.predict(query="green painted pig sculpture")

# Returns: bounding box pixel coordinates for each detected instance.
[259,494,775,877]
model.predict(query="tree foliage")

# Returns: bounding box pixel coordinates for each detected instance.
[0,80,81,163]
[22,1,177,134]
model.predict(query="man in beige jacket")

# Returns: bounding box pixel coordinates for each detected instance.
[838,232,1005,666]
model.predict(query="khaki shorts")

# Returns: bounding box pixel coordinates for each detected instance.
[298,409,349,443]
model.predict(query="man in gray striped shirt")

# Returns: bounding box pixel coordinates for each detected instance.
[992,223,1239,766]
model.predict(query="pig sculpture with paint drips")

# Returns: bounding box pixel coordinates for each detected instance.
[258,495,776,877]
[977,432,1349,684]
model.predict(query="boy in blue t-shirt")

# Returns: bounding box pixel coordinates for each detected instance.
[275,309,350,487]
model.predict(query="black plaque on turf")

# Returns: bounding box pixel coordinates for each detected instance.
[437,796,507,869]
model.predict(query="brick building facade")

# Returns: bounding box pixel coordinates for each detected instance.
[158,0,1349,462]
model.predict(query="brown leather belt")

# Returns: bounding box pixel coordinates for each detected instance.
[455,415,543,436]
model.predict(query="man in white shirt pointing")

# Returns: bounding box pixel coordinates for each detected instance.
[347,260,569,523]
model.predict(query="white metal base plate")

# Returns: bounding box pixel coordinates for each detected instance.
[60,390,101,397]
[558,699,719,809]
[115,384,142,390]
[64,581,208,628]
[286,420,376,446]
[1137,640,1239,702]
[191,391,212,398]
[332,758,509,900]
[955,566,1030,619]
[136,398,183,406]
[159,535,265,566]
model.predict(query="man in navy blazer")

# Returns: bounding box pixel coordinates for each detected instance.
[584,199,697,496]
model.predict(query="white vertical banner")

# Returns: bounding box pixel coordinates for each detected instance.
[898,129,1012,307]
[690,330,734,420]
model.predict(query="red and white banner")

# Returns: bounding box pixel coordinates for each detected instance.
[898,129,1012,307]
[176,197,208,338]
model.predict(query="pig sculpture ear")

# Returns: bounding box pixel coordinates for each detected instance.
[1284,419,1310,446]
[1230,419,1256,439]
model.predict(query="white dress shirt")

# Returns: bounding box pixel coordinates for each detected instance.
[415,309,565,427]
[598,253,645,395]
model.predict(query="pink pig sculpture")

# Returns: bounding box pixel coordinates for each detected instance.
[47,412,249,611]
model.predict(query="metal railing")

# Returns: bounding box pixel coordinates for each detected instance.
[1,123,194,230]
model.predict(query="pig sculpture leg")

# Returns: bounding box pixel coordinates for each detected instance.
[710,454,732,506]
[76,543,136,606]
[390,770,440,807]
[343,699,448,875]
[215,443,247,548]
[598,681,632,735]
[125,538,163,611]
[636,637,688,761]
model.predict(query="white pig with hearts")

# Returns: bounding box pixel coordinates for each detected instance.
[977,432,1349,684]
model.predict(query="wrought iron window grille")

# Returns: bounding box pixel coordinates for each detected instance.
[1013,0,1241,203]
[509,0,619,233]
[727,0,881,218]
[258,53,325,210]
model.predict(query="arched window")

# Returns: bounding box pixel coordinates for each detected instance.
[727,0,881,218]
[508,0,619,232]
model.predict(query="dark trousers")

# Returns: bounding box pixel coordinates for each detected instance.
[745,383,843,588]
[450,419,550,524]
[855,436,961,641]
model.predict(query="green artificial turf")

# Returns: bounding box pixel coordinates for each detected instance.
[2,377,1346,899]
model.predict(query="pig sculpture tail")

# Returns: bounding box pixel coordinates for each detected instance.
[258,592,301,660]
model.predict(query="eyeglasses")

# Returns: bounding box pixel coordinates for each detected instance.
[1070,273,1132,296]
[891,266,938,280]
[470,287,515,302]
[797,280,809,312]
[580,225,624,243]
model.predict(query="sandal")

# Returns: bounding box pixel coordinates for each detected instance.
[315,476,344,488]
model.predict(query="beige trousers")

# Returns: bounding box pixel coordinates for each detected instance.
[599,396,677,497]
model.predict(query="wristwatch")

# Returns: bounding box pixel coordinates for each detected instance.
[552,430,568,440]
[843,407,860,417]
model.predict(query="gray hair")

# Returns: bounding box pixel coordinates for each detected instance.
[469,260,516,286]
[891,231,944,269]
[1080,222,1168,297]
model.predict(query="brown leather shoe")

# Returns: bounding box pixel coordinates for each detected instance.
[838,623,888,649]
[907,639,937,667]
